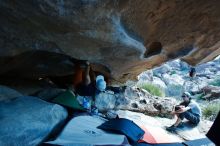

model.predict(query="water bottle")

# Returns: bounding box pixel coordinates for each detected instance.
[83,98,90,111]
[91,106,98,115]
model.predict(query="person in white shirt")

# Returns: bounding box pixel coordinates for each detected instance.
[166,92,202,131]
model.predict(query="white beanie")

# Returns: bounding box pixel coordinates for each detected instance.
[96,75,106,91]
[182,92,191,98]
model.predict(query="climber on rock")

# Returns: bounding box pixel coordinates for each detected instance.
[75,61,106,96]
[74,61,107,113]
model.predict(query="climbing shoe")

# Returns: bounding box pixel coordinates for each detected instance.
[176,122,184,128]
[166,125,177,132]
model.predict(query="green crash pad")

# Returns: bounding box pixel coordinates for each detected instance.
[53,90,85,111]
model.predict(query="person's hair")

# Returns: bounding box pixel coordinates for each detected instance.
[179,98,191,107]
[175,106,181,111]
[185,98,191,106]
[181,92,192,106]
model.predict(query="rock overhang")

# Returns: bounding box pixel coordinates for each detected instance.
[0,0,220,83]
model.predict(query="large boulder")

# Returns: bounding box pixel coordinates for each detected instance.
[153,64,172,78]
[93,86,176,118]
[95,90,116,112]
[161,74,184,97]
[0,85,23,101]
[152,76,167,89]
[201,85,220,100]
[0,96,68,146]
[0,0,220,83]
[138,70,153,82]
[115,86,177,118]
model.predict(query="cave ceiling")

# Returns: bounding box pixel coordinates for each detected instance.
[0,0,220,83]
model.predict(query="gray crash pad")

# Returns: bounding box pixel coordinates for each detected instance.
[174,122,205,141]
[45,115,130,146]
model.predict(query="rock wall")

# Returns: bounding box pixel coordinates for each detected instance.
[0,0,220,83]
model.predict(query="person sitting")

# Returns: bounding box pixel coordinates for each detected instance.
[166,92,202,132]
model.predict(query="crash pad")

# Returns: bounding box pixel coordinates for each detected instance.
[174,122,205,141]
[183,137,215,146]
[45,115,129,146]
[98,118,144,142]
[134,142,184,146]
[52,90,85,111]
[116,110,183,144]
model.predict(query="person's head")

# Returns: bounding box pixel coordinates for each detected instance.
[181,92,191,102]
[96,75,106,92]
[189,67,196,77]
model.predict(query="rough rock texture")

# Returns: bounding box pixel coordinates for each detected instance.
[114,86,177,118]
[0,96,68,146]
[78,86,176,117]
[95,90,116,112]
[201,85,220,100]
[138,56,220,97]
[0,0,220,83]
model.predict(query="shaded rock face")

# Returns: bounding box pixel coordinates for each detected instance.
[0,85,23,101]
[0,95,68,146]
[1,0,220,83]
